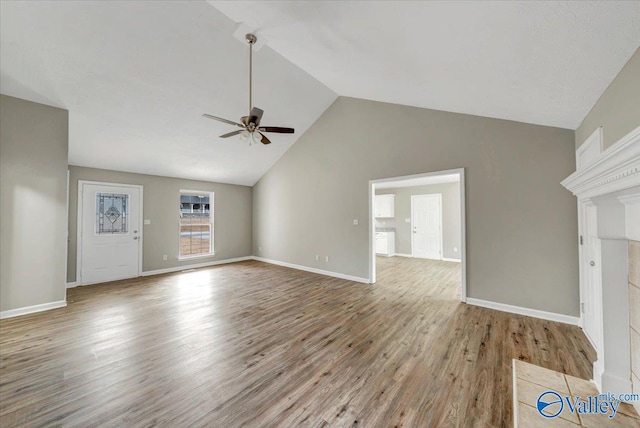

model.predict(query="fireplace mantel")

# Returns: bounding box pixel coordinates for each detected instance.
[562,125,640,200]
[561,125,640,409]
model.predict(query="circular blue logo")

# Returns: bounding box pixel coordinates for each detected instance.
[537,391,564,418]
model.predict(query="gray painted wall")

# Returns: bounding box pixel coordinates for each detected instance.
[576,47,640,150]
[253,96,579,316]
[376,183,461,259]
[0,95,68,311]
[67,166,252,282]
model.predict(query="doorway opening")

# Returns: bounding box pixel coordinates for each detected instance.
[369,169,466,301]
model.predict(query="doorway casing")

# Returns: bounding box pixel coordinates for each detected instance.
[368,168,467,302]
[76,180,144,285]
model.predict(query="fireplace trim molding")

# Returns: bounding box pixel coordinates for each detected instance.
[562,125,640,410]
[562,125,640,199]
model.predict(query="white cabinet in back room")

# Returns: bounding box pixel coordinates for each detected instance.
[375,231,395,257]
[375,194,395,218]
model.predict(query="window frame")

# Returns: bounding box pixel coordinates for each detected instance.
[178,189,214,260]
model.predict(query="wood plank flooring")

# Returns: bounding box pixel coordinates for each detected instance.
[0,257,595,427]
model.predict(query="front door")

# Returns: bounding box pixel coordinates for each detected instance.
[411,194,442,259]
[79,182,141,285]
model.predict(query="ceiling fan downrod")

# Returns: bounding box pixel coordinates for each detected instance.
[246,33,256,118]
[201,31,294,145]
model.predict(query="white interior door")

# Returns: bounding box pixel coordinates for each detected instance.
[411,194,442,259]
[79,182,142,285]
[581,202,602,351]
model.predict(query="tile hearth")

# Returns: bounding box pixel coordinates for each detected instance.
[513,360,640,427]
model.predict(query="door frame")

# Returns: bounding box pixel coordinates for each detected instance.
[577,199,603,353]
[368,168,467,302]
[410,193,443,260]
[76,180,144,285]
[577,200,587,332]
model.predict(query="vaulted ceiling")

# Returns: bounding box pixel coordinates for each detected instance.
[0,1,336,186]
[2,1,639,186]
[211,0,640,130]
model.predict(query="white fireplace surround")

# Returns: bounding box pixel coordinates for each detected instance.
[562,125,640,408]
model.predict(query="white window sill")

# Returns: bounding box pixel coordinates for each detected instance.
[178,253,215,261]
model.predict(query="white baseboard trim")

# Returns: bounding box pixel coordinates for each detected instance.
[393,253,413,258]
[593,360,604,392]
[142,256,253,277]
[66,281,77,289]
[252,256,370,284]
[465,297,580,326]
[0,300,67,319]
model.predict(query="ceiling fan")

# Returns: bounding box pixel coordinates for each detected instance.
[203,33,294,145]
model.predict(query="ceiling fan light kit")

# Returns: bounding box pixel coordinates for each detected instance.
[240,129,264,145]
[202,33,294,146]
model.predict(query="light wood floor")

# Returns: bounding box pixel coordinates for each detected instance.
[0,257,595,427]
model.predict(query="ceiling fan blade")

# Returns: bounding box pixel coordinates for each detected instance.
[258,126,295,134]
[219,130,243,138]
[249,107,264,126]
[257,131,271,145]
[203,114,244,128]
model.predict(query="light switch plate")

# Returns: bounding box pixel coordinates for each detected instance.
[405,218,411,223]
[353,219,358,225]
[144,219,151,225]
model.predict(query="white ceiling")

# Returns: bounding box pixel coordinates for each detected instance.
[211,1,640,129]
[2,2,639,187]
[376,174,460,190]
[0,1,336,186]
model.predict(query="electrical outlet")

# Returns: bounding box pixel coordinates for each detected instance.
[453,247,458,253]
[144,219,151,225]
[405,218,411,223]
[315,254,319,261]
[258,246,262,252]
[353,219,358,225]
[325,256,329,262]
[162,255,168,261]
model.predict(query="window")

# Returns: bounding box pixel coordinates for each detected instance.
[96,193,129,235]
[179,191,213,258]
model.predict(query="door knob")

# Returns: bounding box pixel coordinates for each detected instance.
[590,261,595,266]
[133,236,138,240]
